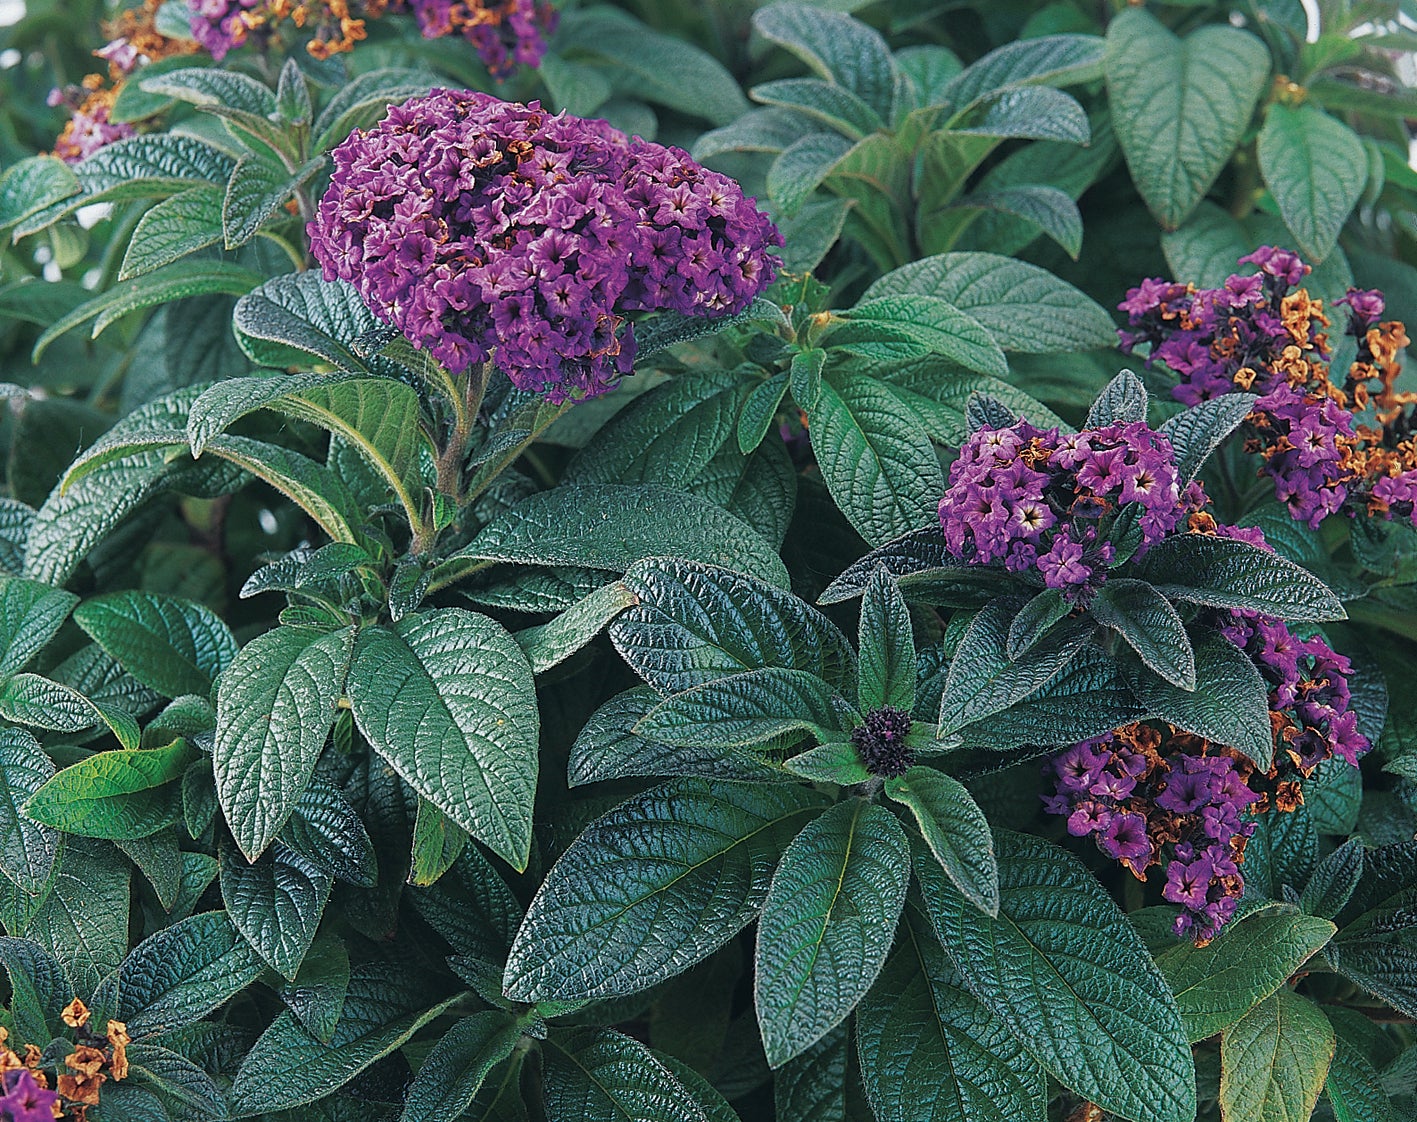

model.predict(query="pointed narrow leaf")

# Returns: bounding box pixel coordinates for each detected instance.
[1090,579,1196,689]
[886,769,997,914]
[755,800,909,1067]
[542,1027,709,1122]
[637,667,849,749]
[220,841,332,980]
[752,3,898,119]
[1139,534,1346,621]
[400,1012,522,1122]
[858,567,916,712]
[0,730,58,894]
[0,577,77,675]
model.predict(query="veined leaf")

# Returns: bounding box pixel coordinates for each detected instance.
[0,730,58,895]
[918,830,1195,1122]
[943,34,1104,113]
[542,1027,709,1122]
[1159,395,1259,484]
[752,3,899,120]
[0,576,77,676]
[24,740,195,839]
[400,1012,522,1122]
[1219,990,1335,1122]
[857,566,915,712]
[346,609,539,871]
[311,68,437,154]
[74,590,237,698]
[1090,579,1196,689]
[958,86,1089,143]
[0,156,79,232]
[1138,534,1346,621]
[612,558,858,695]
[1156,911,1336,1042]
[220,841,332,979]
[750,78,884,138]
[1106,9,1268,229]
[830,295,1008,376]
[636,667,850,748]
[25,837,130,997]
[72,134,236,201]
[768,133,855,216]
[214,625,356,860]
[224,154,324,248]
[119,186,225,280]
[886,769,997,914]
[755,800,909,1067]
[856,908,1045,1122]
[1258,103,1366,262]
[504,778,826,1003]
[232,270,390,373]
[861,252,1112,353]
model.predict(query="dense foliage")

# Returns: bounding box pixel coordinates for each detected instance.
[1,0,1417,1119]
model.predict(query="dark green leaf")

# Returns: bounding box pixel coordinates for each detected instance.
[1091,579,1196,689]
[1219,990,1335,1122]
[220,841,332,979]
[74,590,237,698]
[1258,103,1365,262]
[1139,534,1346,621]
[886,770,997,914]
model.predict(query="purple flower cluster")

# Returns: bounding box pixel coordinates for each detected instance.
[938,419,1194,602]
[1119,248,1417,528]
[1044,604,1369,943]
[391,0,557,79]
[0,1070,57,1122]
[310,89,781,403]
[185,0,258,58]
[48,83,135,163]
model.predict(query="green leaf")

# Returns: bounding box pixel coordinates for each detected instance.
[202,434,363,546]
[1090,579,1196,689]
[954,186,1083,259]
[1139,534,1347,621]
[0,576,77,675]
[126,1043,227,1118]
[1105,9,1269,228]
[512,582,637,676]
[958,87,1088,143]
[831,296,1008,376]
[806,369,944,548]
[861,252,1113,353]
[24,740,195,839]
[1258,103,1366,262]
[214,625,356,860]
[739,373,791,455]
[0,936,71,1047]
[503,778,826,1003]
[1220,990,1335,1122]
[0,730,58,895]
[310,68,437,154]
[232,270,389,372]
[943,34,1104,112]
[115,910,266,1037]
[220,840,332,979]
[1326,1033,1398,1122]
[542,1027,710,1122]
[280,779,377,888]
[637,667,850,748]
[400,1012,522,1122]
[278,934,350,1042]
[755,800,909,1067]
[856,908,1045,1122]
[1130,636,1274,768]
[886,769,997,915]
[230,965,460,1114]
[783,741,870,785]
[918,830,1195,1122]
[32,261,262,360]
[938,602,1089,734]
[768,133,856,216]
[692,107,804,160]
[188,373,426,530]
[71,134,235,202]
[458,483,789,589]
[1156,911,1337,1042]
[1086,369,1149,427]
[612,558,858,695]
[74,590,237,699]
[0,674,103,735]
[223,154,323,249]
[752,3,899,120]
[1159,394,1259,484]
[1005,588,1069,658]
[1300,838,1363,919]
[409,798,466,888]
[0,156,79,232]
[346,609,539,871]
[751,78,884,138]
[119,186,225,280]
[857,567,915,712]
[25,837,130,997]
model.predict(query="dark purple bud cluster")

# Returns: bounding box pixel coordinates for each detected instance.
[1044,609,1369,944]
[851,706,914,778]
[309,89,782,403]
[937,419,1196,603]
[1119,247,1417,529]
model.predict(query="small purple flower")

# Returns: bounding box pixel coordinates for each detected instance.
[0,1070,59,1122]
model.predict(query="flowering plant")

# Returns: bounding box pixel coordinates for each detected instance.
[1,2,1416,1122]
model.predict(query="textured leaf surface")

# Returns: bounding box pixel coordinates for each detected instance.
[119,185,225,280]
[1090,579,1196,689]
[25,740,194,839]
[831,296,1007,375]
[1160,395,1259,484]
[230,965,459,1114]
[943,34,1103,111]
[1140,534,1346,621]
[806,370,943,547]
[752,2,898,119]
[856,909,1045,1122]
[542,1027,709,1122]
[74,590,237,698]
[0,730,57,894]
[25,838,130,997]
[918,830,1195,1122]
[400,1012,522,1122]
[220,841,332,979]
[504,779,825,1002]
[861,252,1112,353]
[612,558,857,695]
[1106,9,1269,228]
[1156,911,1336,1042]
[232,270,386,372]
[637,668,849,748]
[460,484,789,588]
[886,769,997,914]
[0,576,77,675]
[1219,990,1335,1122]
[347,609,539,871]
[116,910,266,1037]
[214,625,355,860]
[755,800,909,1067]
[1258,103,1365,262]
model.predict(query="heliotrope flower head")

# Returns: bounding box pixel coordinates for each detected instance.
[310,89,781,403]
[389,0,557,78]
[49,77,135,163]
[937,418,1193,603]
[1119,248,1417,529]
[0,1069,58,1122]
[1044,603,1369,943]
